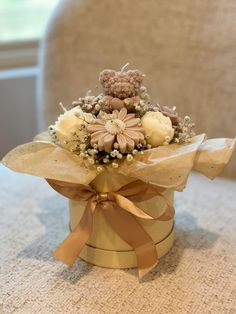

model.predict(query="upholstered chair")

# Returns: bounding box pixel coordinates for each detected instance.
[38,0,236,178]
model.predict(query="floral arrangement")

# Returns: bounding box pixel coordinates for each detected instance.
[1,64,235,280]
[49,64,195,170]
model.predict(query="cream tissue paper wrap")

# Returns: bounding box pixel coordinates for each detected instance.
[1,133,235,271]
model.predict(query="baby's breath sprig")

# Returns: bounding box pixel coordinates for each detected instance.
[123,85,151,118]
[48,125,58,143]
[173,116,195,144]
[72,94,103,116]
[76,138,148,170]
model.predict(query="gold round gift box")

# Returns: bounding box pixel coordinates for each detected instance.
[69,171,175,269]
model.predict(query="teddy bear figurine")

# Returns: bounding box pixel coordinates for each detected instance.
[99,64,145,112]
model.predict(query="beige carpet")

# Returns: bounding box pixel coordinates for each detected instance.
[0,164,236,314]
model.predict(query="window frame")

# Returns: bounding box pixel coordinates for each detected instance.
[0,39,39,69]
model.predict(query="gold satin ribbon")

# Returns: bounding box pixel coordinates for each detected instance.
[46,179,175,279]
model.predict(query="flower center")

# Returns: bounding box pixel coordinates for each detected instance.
[105,119,126,135]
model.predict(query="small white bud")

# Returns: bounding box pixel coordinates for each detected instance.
[97,166,103,173]
[126,154,133,161]
[111,162,119,168]
[88,158,95,164]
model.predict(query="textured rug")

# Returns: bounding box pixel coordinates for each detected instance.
[0,165,236,314]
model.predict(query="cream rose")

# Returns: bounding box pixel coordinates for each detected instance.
[52,107,94,152]
[141,111,174,147]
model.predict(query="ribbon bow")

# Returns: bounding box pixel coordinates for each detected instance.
[46,179,175,279]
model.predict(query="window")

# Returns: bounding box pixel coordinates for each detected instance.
[0,0,59,68]
[0,0,59,43]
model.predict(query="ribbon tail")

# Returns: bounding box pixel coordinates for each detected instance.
[112,192,175,221]
[101,202,158,280]
[53,198,96,266]
[138,259,158,280]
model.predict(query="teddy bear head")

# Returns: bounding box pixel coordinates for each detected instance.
[99,69,144,99]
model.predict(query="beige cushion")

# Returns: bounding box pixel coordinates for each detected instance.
[39,0,236,178]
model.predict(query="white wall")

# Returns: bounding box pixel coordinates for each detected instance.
[0,67,39,158]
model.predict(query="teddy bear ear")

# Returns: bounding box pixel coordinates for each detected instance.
[99,70,116,83]
[127,70,144,83]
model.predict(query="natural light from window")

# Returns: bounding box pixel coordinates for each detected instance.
[0,0,59,43]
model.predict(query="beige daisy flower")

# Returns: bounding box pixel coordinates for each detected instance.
[87,107,144,153]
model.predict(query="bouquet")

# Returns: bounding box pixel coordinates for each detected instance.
[2,64,235,279]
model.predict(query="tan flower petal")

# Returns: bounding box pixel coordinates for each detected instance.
[124,135,135,151]
[117,134,127,153]
[123,113,136,122]
[91,130,106,138]
[90,130,106,145]
[127,127,145,133]
[103,134,115,152]
[95,120,106,125]
[138,132,145,140]
[90,138,98,145]
[118,107,127,120]
[112,110,119,118]
[87,124,105,132]
[125,118,141,127]
[98,133,107,151]
[124,130,143,144]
